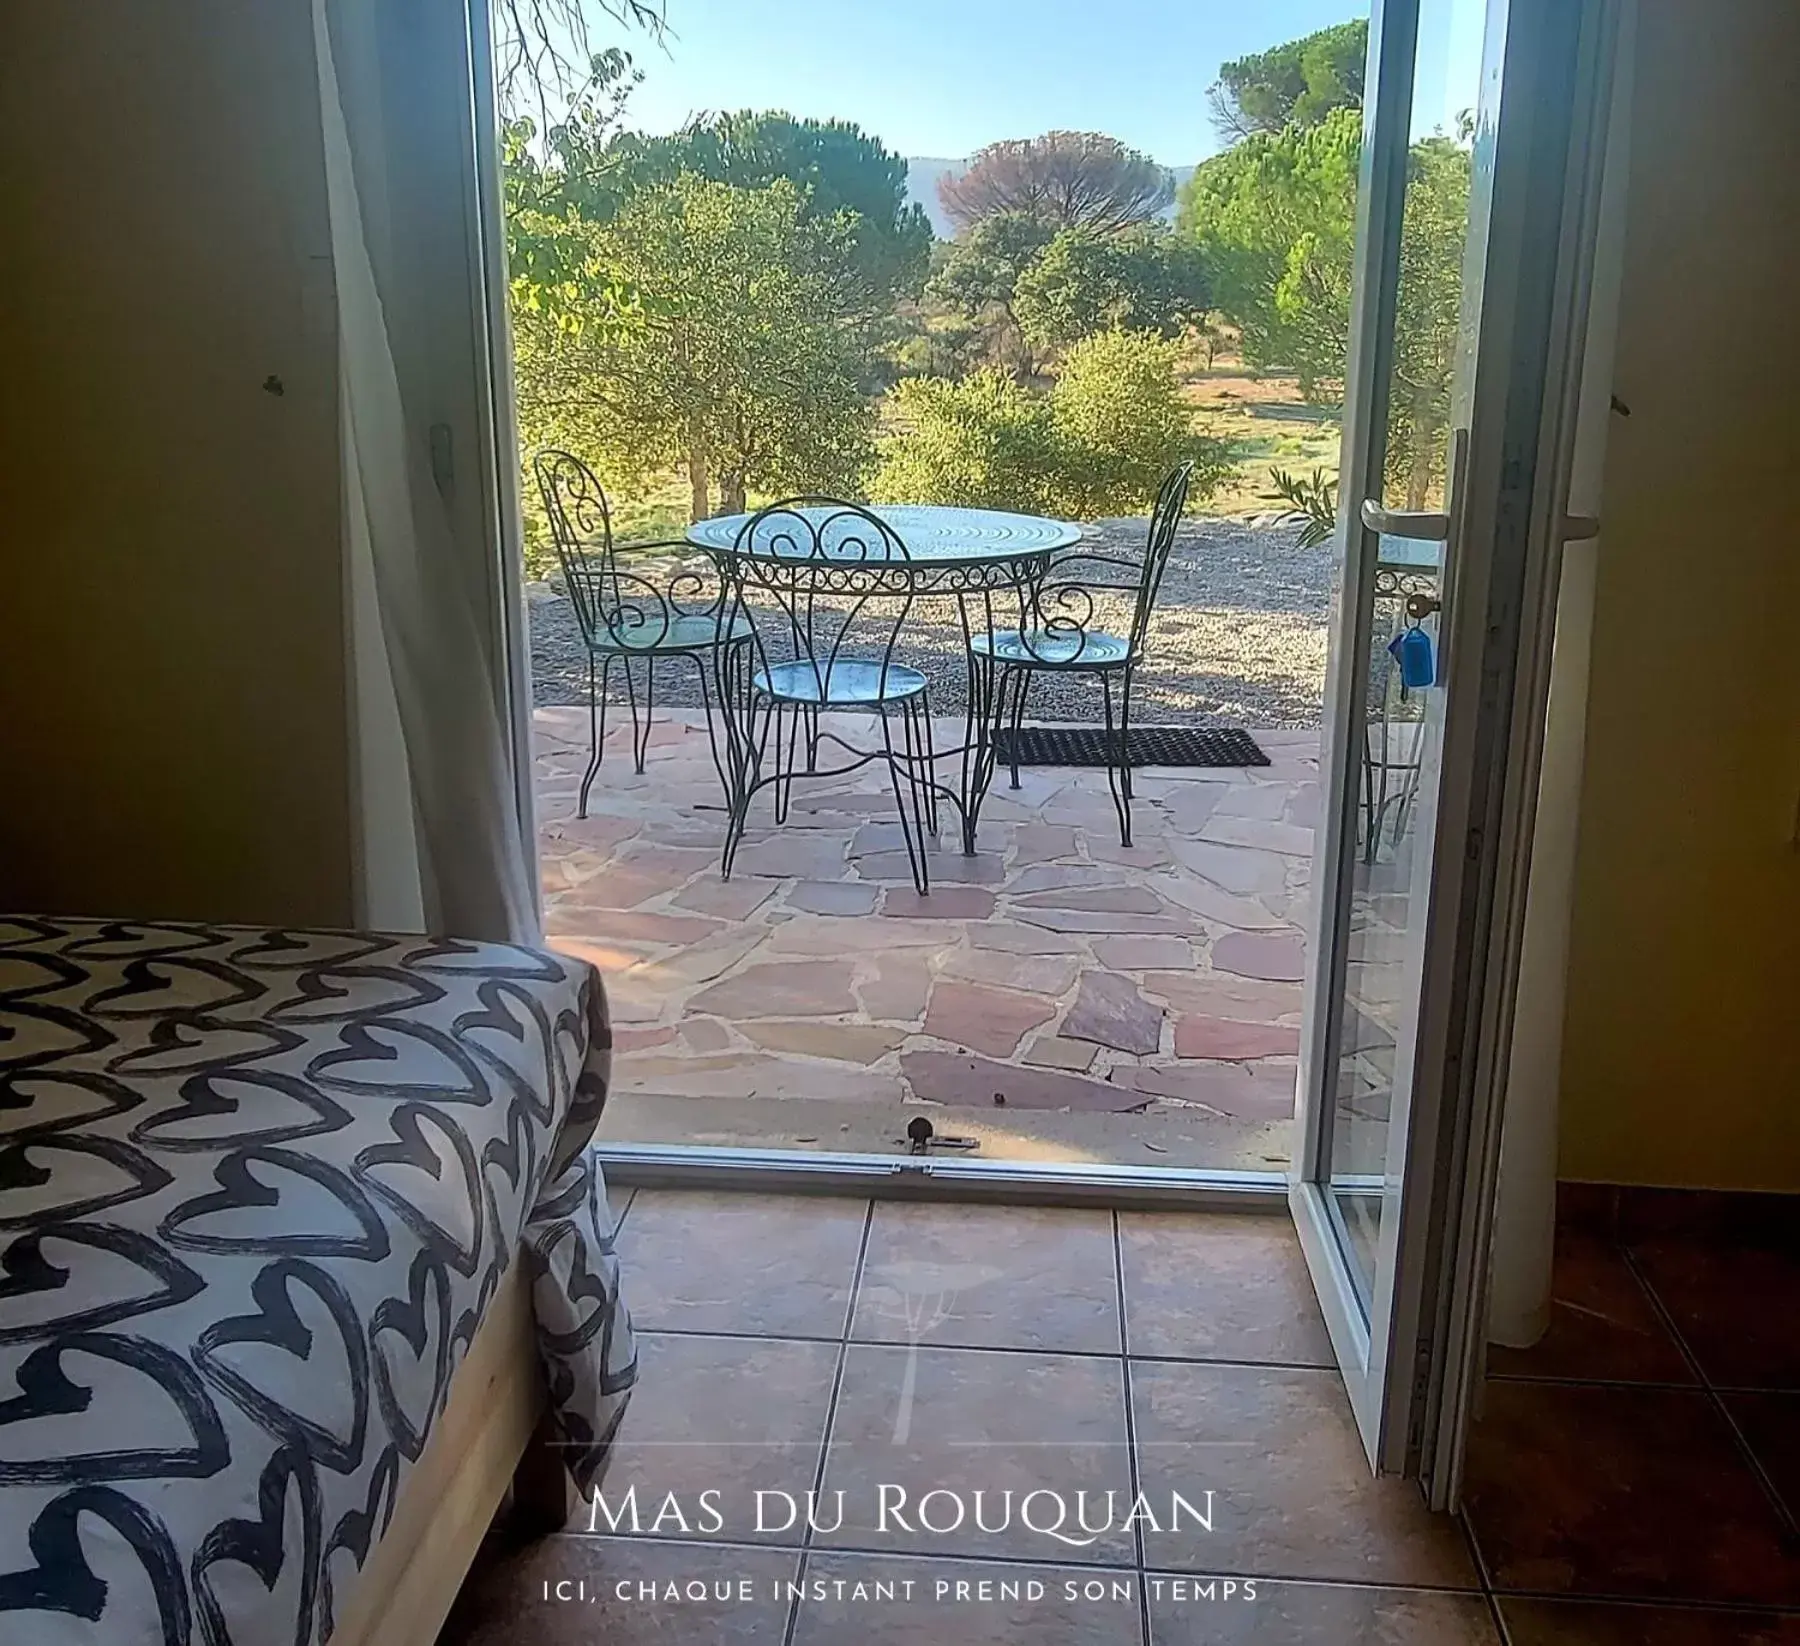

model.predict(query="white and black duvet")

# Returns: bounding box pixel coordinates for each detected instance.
[0,914,637,1645]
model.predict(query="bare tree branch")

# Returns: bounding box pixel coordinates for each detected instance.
[495,0,666,129]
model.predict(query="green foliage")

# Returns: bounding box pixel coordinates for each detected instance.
[922,212,1059,375]
[1180,105,1362,399]
[1181,103,1471,506]
[874,370,1067,516]
[617,110,932,303]
[1210,20,1368,140]
[502,50,646,331]
[874,330,1230,518]
[1014,228,1210,355]
[513,174,879,521]
[1049,331,1234,516]
[1267,466,1338,546]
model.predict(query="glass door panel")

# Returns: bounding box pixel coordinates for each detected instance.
[1292,0,1615,1493]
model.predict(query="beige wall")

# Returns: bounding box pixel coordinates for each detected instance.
[1559,0,1800,1189]
[0,5,354,927]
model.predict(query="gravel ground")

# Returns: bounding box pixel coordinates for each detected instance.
[527,515,1331,729]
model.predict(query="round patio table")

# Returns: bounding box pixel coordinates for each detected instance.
[686,505,1084,867]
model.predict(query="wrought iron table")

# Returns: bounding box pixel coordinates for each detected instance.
[687,505,1083,882]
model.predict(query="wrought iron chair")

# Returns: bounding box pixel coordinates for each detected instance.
[967,462,1194,848]
[713,499,941,894]
[533,449,749,817]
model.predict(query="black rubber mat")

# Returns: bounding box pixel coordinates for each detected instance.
[995,725,1270,769]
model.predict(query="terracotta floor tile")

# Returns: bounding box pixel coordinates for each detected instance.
[851,1202,1121,1355]
[1487,1229,1694,1385]
[1146,1578,1499,1644]
[617,1190,867,1337]
[441,1537,797,1644]
[1462,1381,1800,1604]
[1129,1362,1478,1587]
[816,1345,1135,1565]
[601,1334,841,1547]
[1118,1214,1333,1367]
[1499,1597,1800,1644]
[1631,1238,1800,1390]
[1725,1392,1800,1525]
[792,1553,1145,1645]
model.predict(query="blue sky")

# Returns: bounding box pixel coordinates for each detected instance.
[622,0,1370,162]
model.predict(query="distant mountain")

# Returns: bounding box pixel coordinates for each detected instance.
[905,158,1197,240]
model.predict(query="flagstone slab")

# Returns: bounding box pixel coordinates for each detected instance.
[555,909,724,949]
[1091,936,1195,972]
[1021,1035,1100,1072]
[882,887,997,920]
[1013,885,1170,914]
[1062,971,1164,1055]
[854,850,1008,885]
[1015,908,1198,937]
[682,1017,735,1053]
[1148,872,1288,931]
[857,953,934,1023]
[670,877,775,920]
[923,980,1057,1057]
[1211,928,1308,982]
[1085,838,1176,871]
[1005,863,1127,896]
[729,836,851,879]
[614,1025,678,1054]
[1156,782,1231,835]
[1111,1062,1297,1120]
[1198,815,1317,857]
[741,1021,908,1064]
[1010,823,1081,866]
[619,1051,903,1103]
[627,928,765,990]
[1168,837,1290,897]
[1212,783,1294,822]
[969,922,1087,956]
[939,945,1080,998]
[786,881,880,916]
[556,865,689,912]
[688,960,861,1019]
[1174,1015,1304,1061]
[901,1049,1147,1113]
[1140,970,1305,1023]
[766,918,958,955]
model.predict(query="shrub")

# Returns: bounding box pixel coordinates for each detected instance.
[872,370,1065,515]
[872,329,1234,518]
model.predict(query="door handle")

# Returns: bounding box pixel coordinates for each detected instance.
[1563,514,1600,540]
[1361,499,1451,541]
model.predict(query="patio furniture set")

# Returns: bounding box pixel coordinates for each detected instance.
[534,452,1196,894]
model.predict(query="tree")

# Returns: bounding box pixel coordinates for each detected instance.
[514,175,880,521]
[620,111,933,303]
[938,132,1174,237]
[873,330,1232,518]
[1013,228,1210,355]
[1179,105,1473,507]
[923,211,1058,376]
[1209,20,1368,142]
[1178,105,1362,397]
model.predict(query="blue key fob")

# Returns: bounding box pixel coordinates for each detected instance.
[1389,625,1435,689]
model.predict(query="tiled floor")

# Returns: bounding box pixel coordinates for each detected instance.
[1464,1202,1800,1635]
[535,708,1323,1171]
[442,1188,1800,1644]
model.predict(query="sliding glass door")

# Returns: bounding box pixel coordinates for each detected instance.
[1291,0,1620,1506]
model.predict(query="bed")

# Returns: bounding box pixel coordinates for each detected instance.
[0,914,637,1645]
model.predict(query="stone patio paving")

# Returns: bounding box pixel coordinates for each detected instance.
[536,706,1321,1172]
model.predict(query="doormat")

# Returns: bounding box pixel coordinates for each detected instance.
[995,725,1269,769]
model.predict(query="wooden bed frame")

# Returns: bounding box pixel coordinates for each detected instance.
[328,1249,576,1646]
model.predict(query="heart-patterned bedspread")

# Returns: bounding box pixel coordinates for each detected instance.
[0,914,637,1644]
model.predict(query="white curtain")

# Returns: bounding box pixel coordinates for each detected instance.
[312,0,540,944]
